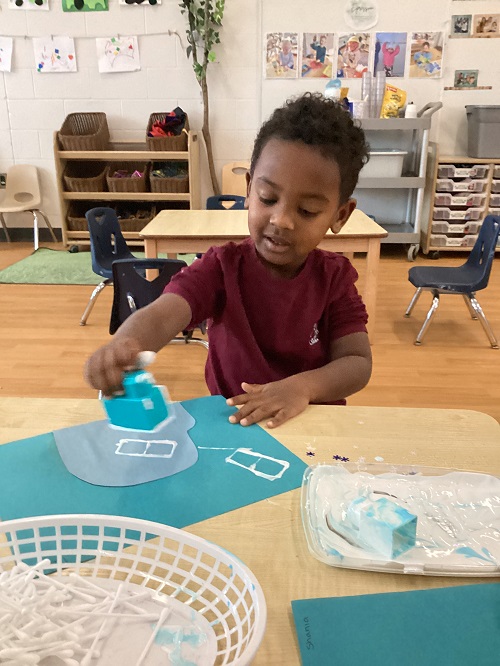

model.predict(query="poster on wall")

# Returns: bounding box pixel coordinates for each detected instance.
[473,14,500,37]
[96,36,141,73]
[373,32,407,78]
[409,32,443,78]
[344,0,378,30]
[301,33,335,78]
[62,0,108,11]
[33,36,77,73]
[265,32,298,79]
[0,38,13,73]
[337,33,370,78]
[9,0,48,9]
[451,15,472,37]
[119,0,161,5]
[454,69,478,88]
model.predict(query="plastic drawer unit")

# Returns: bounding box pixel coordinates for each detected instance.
[433,192,486,208]
[432,206,483,221]
[429,233,478,247]
[436,178,487,193]
[437,164,489,179]
[431,220,481,235]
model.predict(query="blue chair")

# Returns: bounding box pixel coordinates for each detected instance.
[206,194,246,210]
[80,207,136,326]
[404,214,500,348]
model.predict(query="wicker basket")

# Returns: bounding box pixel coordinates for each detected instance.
[63,161,107,192]
[106,162,149,193]
[146,112,189,151]
[150,161,189,193]
[58,112,110,151]
[66,201,108,231]
[115,203,156,231]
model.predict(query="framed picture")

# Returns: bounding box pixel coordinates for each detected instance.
[473,14,500,37]
[451,15,472,36]
[301,33,335,79]
[265,32,299,79]
[454,69,478,88]
[409,32,444,78]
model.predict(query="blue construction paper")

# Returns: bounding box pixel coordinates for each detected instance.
[54,403,198,487]
[292,584,500,666]
[0,396,307,528]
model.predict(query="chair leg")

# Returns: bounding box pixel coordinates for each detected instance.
[414,292,440,345]
[168,337,209,350]
[466,294,499,349]
[32,211,39,251]
[404,287,423,317]
[463,293,478,320]
[0,213,10,242]
[37,210,58,244]
[80,279,111,326]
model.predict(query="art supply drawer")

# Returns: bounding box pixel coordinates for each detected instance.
[436,178,487,193]
[437,164,489,179]
[429,233,478,247]
[431,220,481,235]
[432,207,483,221]
[433,192,486,208]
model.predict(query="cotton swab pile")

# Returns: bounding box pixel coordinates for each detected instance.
[0,559,174,665]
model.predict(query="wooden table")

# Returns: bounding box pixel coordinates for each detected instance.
[1,398,499,665]
[140,209,388,340]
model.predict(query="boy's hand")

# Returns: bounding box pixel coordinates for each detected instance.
[84,337,142,396]
[226,378,310,428]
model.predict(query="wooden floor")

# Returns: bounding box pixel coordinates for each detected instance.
[1,242,500,424]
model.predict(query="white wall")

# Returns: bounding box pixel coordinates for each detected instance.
[0,0,499,228]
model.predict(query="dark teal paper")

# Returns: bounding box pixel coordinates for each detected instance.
[292,583,500,666]
[0,396,306,527]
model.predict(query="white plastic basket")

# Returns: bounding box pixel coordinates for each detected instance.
[0,514,267,665]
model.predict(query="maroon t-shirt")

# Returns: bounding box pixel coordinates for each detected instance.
[164,239,368,402]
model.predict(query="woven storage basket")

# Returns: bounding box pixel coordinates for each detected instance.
[58,112,110,151]
[63,161,107,192]
[116,203,156,231]
[146,112,189,151]
[66,201,109,231]
[150,161,189,193]
[106,162,149,193]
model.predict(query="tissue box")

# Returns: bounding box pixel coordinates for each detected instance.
[103,369,169,432]
[348,496,417,559]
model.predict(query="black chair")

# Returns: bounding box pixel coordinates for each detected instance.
[80,207,136,326]
[404,214,500,348]
[206,194,246,210]
[109,258,208,349]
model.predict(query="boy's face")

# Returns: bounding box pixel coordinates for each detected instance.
[245,139,355,279]
[282,41,291,54]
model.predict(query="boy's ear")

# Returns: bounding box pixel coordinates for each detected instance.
[244,171,252,209]
[330,198,356,234]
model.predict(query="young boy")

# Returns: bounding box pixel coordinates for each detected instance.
[85,93,372,429]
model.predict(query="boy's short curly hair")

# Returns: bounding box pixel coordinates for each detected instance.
[250,92,369,203]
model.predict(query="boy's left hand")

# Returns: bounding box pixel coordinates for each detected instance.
[226,378,309,428]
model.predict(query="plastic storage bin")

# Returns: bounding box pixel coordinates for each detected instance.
[429,233,478,247]
[466,105,500,158]
[433,192,486,208]
[492,180,500,194]
[490,194,500,208]
[437,164,489,179]
[494,165,500,179]
[360,150,407,178]
[431,220,481,235]
[432,206,483,221]
[436,178,487,193]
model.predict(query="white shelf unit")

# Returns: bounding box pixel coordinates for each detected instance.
[54,130,201,247]
[354,104,441,261]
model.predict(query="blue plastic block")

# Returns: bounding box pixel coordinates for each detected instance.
[102,369,170,432]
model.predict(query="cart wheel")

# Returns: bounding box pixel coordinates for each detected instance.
[407,244,419,262]
[430,251,440,260]
[68,245,79,254]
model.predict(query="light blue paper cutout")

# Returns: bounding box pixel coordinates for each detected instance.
[54,402,197,487]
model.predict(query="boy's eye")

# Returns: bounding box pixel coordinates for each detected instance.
[259,196,276,206]
[299,208,319,218]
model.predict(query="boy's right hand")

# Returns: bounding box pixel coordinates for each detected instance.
[84,337,143,396]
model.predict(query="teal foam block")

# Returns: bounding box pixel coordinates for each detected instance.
[292,584,500,666]
[0,396,307,527]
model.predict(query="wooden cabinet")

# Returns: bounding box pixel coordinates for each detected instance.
[422,154,500,256]
[54,130,201,247]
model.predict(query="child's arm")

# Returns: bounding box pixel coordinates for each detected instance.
[84,293,192,395]
[227,331,372,428]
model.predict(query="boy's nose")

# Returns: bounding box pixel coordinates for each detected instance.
[270,208,294,230]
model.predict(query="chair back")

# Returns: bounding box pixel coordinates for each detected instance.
[464,215,500,291]
[1,165,41,210]
[109,258,187,334]
[86,207,134,279]
[206,194,246,211]
[221,161,250,197]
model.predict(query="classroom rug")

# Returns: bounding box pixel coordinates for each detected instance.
[0,248,197,285]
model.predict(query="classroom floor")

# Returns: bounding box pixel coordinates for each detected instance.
[1,241,499,424]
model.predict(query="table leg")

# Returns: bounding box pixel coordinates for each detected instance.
[144,238,158,259]
[363,238,381,342]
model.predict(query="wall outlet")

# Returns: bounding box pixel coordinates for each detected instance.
[0,174,6,188]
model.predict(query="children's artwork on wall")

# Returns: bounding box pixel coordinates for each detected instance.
[454,69,479,88]
[62,0,108,11]
[409,32,443,78]
[451,15,472,37]
[0,38,13,73]
[33,36,77,73]
[119,0,161,5]
[344,0,378,30]
[337,33,371,78]
[301,33,335,79]
[473,14,500,37]
[265,32,298,79]
[96,36,141,73]
[373,32,407,78]
[9,0,48,9]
